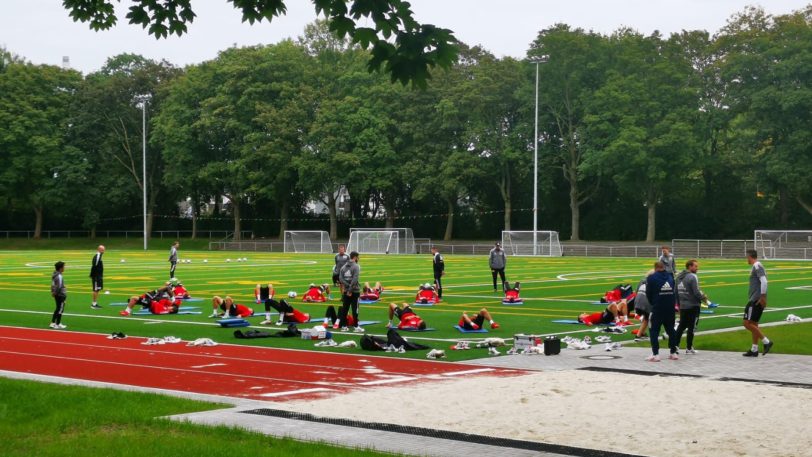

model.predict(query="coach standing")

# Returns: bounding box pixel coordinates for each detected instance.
[90,245,105,309]
[645,261,679,362]
[338,251,362,332]
[431,246,445,299]
[489,242,507,292]
[169,241,179,278]
[743,250,773,357]
[50,261,67,329]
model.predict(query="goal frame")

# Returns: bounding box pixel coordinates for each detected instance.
[347,227,416,254]
[283,230,333,254]
[754,230,812,261]
[501,230,563,257]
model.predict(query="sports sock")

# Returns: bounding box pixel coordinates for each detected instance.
[751,344,759,352]
[278,312,285,321]
[762,337,771,344]
[92,302,97,306]
[489,320,494,325]
[265,312,271,320]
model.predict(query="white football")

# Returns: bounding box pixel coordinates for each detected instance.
[226,259,231,262]
[104,290,110,295]
[120,259,125,263]
[203,259,208,263]
[288,291,297,298]
[243,257,248,261]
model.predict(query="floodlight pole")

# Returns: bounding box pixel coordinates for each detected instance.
[533,60,539,256]
[140,98,148,251]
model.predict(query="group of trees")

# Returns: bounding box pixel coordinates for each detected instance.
[1,6,811,242]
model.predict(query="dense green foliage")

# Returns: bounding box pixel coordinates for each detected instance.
[2,6,812,241]
[0,377,396,457]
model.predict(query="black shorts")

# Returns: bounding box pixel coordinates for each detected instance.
[744,301,764,323]
[332,272,339,285]
[635,309,650,319]
[599,310,614,325]
[463,313,485,330]
[394,306,414,319]
[91,277,103,291]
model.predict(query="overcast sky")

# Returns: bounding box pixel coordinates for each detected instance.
[1,1,809,73]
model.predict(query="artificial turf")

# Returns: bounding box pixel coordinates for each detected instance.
[1,245,811,360]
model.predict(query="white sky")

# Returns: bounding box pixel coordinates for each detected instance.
[1,0,809,74]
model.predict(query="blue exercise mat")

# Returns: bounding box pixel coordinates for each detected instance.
[217,318,250,327]
[501,300,524,306]
[708,302,719,308]
[359,299,380,304]
[109,302,129,307]
[411,302,435,307]
[397,327,435,332]
[177,297,204,303]
[700,310,714,314]
[134,309,201,316]
[453,325,488,333]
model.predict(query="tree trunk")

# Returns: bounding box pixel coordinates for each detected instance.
[568,168,581,241]
[499,166,511,231]
[33,206,43,239]
[90,226,96,239]
[146,212,154,241]
[444,198,454,241]
[278,200,289,239]
[504,196,512,232]
[327,193,338,240]
[646,201,657,243]
[191,210,197,240]
[233,200,242,241]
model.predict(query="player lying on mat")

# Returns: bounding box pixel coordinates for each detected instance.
[459,308,499,330]
[260,298,310,325]
[119,283,179,316]
[361,281,384,301]
[210,296,254,318]
[324,305,360,329]
[302,283,330,302]
[578,302,629,326]
[170,278,191,299]
[255,283,275,303]
[504,281,521,303]
[388,303,427,330]
[416,283,440,304]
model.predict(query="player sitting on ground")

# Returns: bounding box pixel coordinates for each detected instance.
[578,302,628,326]
[415,283,440,304]
[388,302,427,330]
[171,278,190,299]
[459,308,500,330]
[601,284,636,305]
[255,283,275,303]
[504,281,521,303]
[260,298,310,325]
[302,283,330,302]
[324,304,357,329]
[119,283,178,316]
[361,281,384,301]
[210,296,254,318]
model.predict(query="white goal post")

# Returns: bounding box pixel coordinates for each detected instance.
[501,231,563,256]
[347,228,416,254]
[754,230,812,260]
[283,230,333,253]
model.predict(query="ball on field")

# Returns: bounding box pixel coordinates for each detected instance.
[120,259,125,263]
[226,258,231,262]
[243,257,248,261]
[203,259,208,263]
[104,290,110,295]
[288,291,297,298]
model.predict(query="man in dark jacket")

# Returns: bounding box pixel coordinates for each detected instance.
[90,245,105,309]
[645,261,679,362]
[488,242,507,292]
[431,246,445,298]
[338,251,363,333]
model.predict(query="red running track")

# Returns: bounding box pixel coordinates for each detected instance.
[0,326,525,401]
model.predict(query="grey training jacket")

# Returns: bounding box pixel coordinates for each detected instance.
[489,248,506,270]
[676,270,703,309]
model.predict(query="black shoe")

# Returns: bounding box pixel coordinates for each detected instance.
[762,341,774,356]
[742,350,759,357]
[91,304,102,309]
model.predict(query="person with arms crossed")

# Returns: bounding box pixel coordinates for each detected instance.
[675,259,706,354]
[90,245,105,309]
[50,261,68,329]
[743,250,773,357]
[488,242,507,292]
[645,261,679,362]
[338,251,363,332]
[168,241,179,278]
[333,244,350,292]
[431,246,445,299]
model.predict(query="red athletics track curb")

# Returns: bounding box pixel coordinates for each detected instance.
[0,326,525,401]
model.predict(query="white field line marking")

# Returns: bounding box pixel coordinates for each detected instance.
[259,388,334,398]
[357,376,416,386]
[443,293,593,303]
[787,285,812,291]
[692,317,812,336]
[441,368,495,377]
[189,363,227,369]
[23,260,318,269]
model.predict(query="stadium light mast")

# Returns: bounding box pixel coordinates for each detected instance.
[530,55,548,256]
[134,94,151,251]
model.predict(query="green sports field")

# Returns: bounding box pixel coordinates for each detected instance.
[2,248,811,360]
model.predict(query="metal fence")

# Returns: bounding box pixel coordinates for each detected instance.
[671,239,754,259]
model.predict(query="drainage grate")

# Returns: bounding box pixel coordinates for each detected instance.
[241,408,645,457]
[578,366,704,378]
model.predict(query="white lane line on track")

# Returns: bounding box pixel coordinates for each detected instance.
[259,388,335,397]
[357,376,416,386]
[190,363,227,369]
[441,368,495,377]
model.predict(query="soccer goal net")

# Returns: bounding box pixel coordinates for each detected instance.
[754,230,812,260]
[501,231,563,256]
[347,228,416,254]
[283,231,333,253]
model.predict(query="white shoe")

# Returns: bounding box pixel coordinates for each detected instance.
[686,348,698,354]
[260,319,272,325]
[275,320,284,326]
[604,343,613,352]
[354,326,365,333]
[57,324,67,329]
[49,323,58,329]
[398,346,406,353]
[488,346,500,356]
[208,312,219,318]
[668,353,680,360]
[646,355,661,362]
[340,327,349,332]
